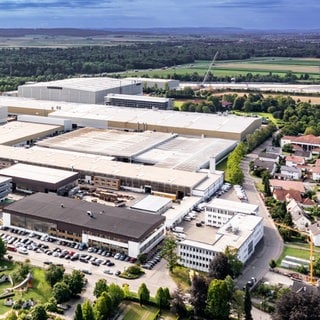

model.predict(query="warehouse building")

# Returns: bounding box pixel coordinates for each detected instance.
[3,192,166,257]
[178,214,264,272]
[0,145,217,199]
[0,163,79,194]
[0,96,261,141]
[125,77,179,90]
[18,77,142,105]
[0,121,63,147]
[17,115,72,132]
[105,93,174,110]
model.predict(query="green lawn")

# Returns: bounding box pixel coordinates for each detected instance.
[170,266,191,291]
[277,244,318,266]
[0,262,51,315]
[122,302,159,320]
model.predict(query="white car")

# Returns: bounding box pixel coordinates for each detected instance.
[17,247,28,255]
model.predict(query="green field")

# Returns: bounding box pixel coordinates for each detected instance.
[122,302,159,320]
[123,57,320,80]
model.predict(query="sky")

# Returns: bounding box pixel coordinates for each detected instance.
[0,0,319,30]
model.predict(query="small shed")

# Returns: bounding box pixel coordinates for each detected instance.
[130,195,172,215]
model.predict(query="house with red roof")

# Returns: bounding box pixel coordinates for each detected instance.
[281,135,320,151]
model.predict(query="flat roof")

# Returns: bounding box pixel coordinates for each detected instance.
[130,195,172,213]
[36,128,177,158]
[106,93,171,103]
[206,198,259,214]
[0,121,62,145]
[19,77,138,93]
[180,214,263,252]
[4,192,165,241]
[136,136,236,171]
[0,176,12,184]
[0,96,260,136]
[126,77,178,83]
[0,163,78,184]
[0,145,207,189]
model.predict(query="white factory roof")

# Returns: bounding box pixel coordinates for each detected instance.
[135,136,237,171]
[0,145,207,189]
[19,77,139,92]
[0,163,78,184]
[0,97,259,136]
[106,93,171,102]
[0,121,62,145]
[206,198,259,214]
[130,195,172,213]
[36,128,177,158]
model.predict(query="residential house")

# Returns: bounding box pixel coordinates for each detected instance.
[280,165,302,180]
[270,179,305,193]
[310,166,320,181]
[286,199,311,231]
[309,222,320,246]
[258,152,279,163]
[253,159,277,175]
[273,189,302,203]
[265,146,282,155]
[285,155,305,167]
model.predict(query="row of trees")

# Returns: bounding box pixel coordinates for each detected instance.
[225,142,246,185]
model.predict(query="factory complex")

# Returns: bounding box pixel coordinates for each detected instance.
[0,77,264,264]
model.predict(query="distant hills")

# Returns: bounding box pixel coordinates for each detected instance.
[0,27,319,37]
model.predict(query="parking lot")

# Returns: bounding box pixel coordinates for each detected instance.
[2,226,164,274]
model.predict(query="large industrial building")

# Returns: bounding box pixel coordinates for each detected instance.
[0,96,261,141]
[104,93,174,110]
[3,193,166,258]
[0,121,63,147]
[0,163,79,194]
[18,77,142,104]
[35,128,236,171]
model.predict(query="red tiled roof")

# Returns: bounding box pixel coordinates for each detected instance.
[273,189,302,202]
[302,198,315,206]
[270,179,305,193]
[311,166,320,174]
[282,135,320,145]
[315,159,320,167]
[285,155,305,164]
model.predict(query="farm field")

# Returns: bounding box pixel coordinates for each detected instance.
[125,57,320,80]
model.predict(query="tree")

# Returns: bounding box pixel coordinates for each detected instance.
[108,283,124,308]
[171,285,187,318]
[206,279,230,320]
[273,291,320,320]
[208,252,231,280]
[82,300,95,320]
[163,287,171,309]
[232,290,245,320]
[94,292,113,320]
[0,238,6,259]
[31,305,48,320]
[52,281,71,303]
[155,287,169,311]
[45,264,65,287]
[225,247,243,278]
[263,175,272,197]
[73,304,83,320]
[244,285,253,320]
[93,279,108,298]
[160,235,178,272]
[138,283,150,306]
[189,274,208,318]
[63,270,85,296]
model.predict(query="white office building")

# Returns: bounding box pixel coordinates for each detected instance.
[204,198,259,227]
[178,214,264,272]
